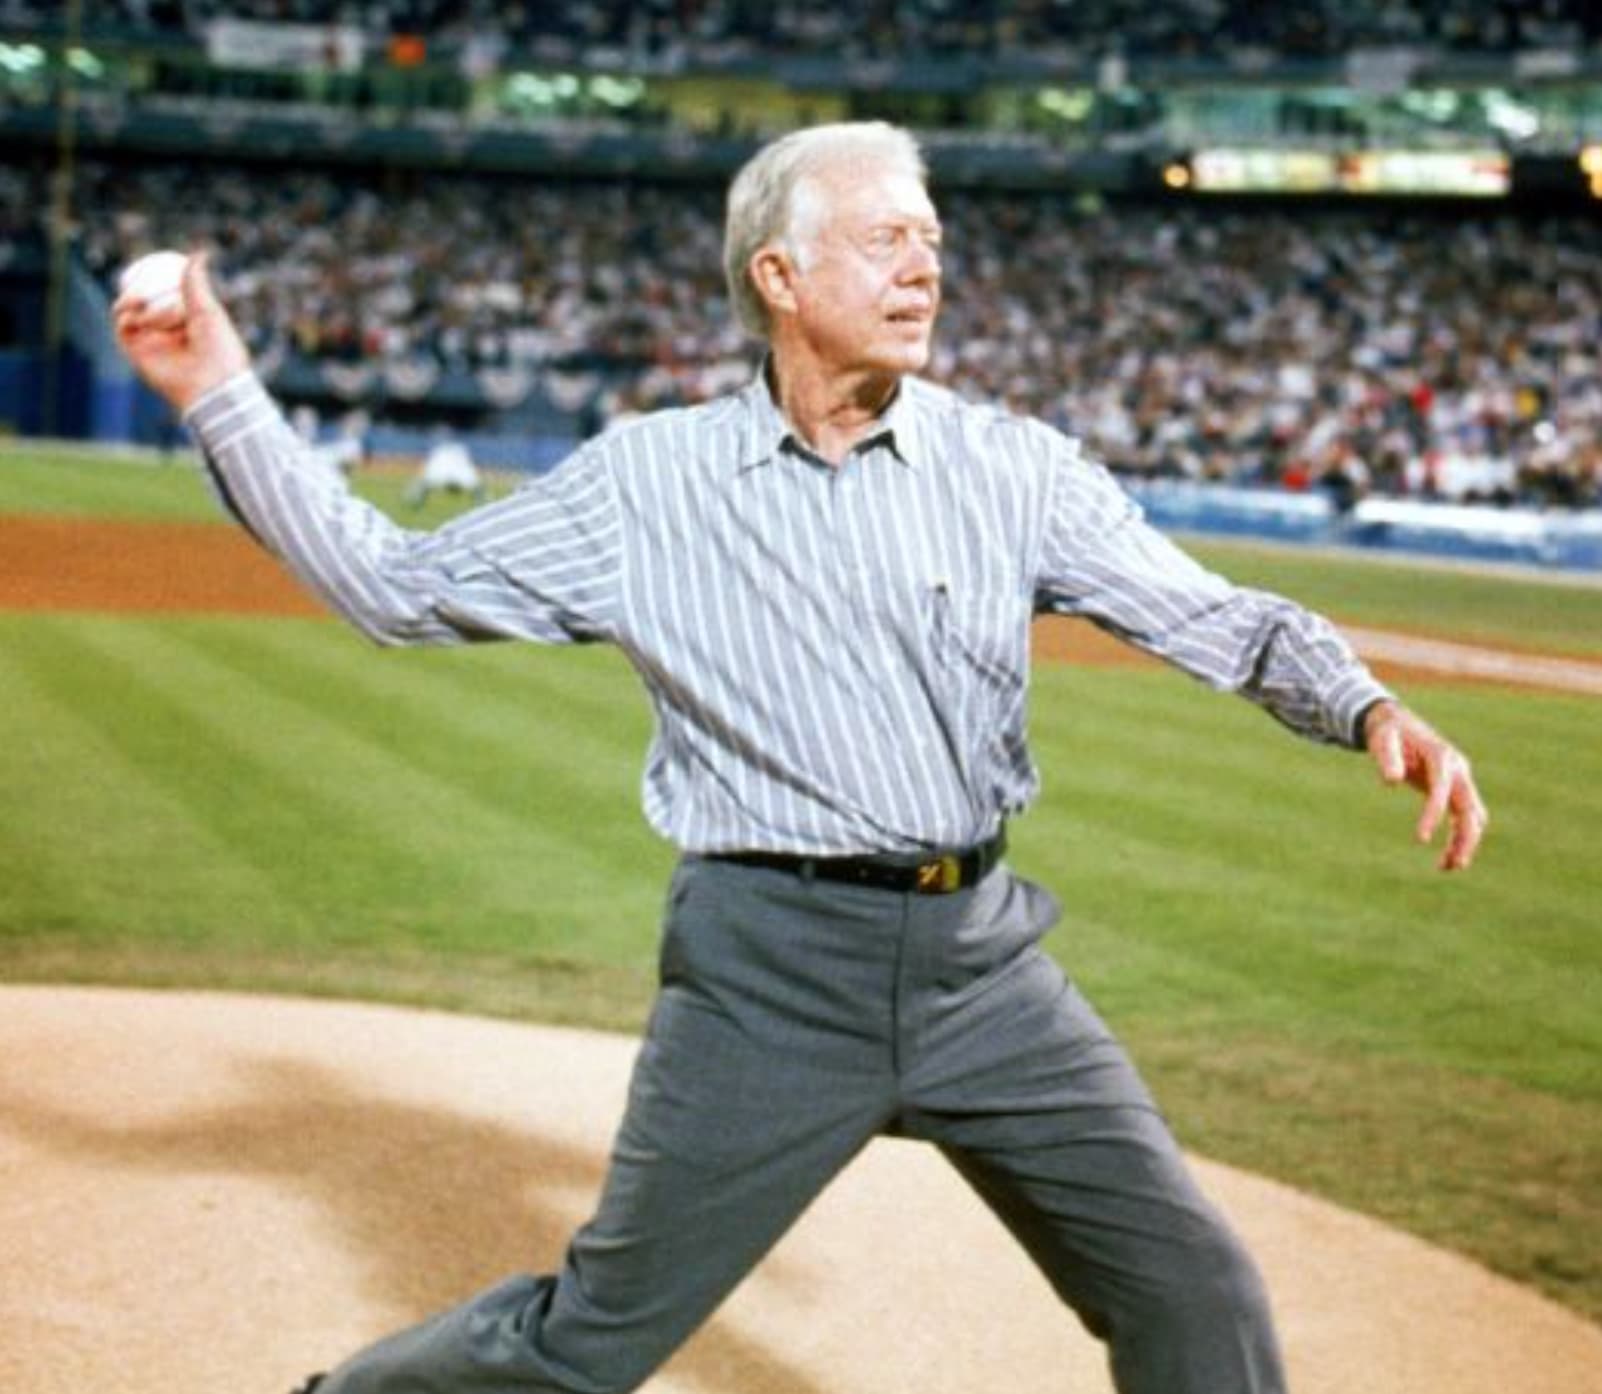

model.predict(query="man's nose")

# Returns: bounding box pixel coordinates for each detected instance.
[900,238,941,282]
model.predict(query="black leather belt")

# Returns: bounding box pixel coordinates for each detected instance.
[710,828,1006,896]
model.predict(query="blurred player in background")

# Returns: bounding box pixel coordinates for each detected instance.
[407,428,486,508]
[293,403,367,477]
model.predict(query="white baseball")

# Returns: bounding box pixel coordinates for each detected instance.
[118,250,189,322]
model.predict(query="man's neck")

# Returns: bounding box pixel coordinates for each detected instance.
[768,356,900,467]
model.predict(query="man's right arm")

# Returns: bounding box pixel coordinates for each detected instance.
[190,372,622,646]
[116,254,621,648]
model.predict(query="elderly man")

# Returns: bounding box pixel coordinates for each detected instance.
[115,122,1485,1394]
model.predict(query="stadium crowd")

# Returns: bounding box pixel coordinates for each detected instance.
[12,0,1601,61]
[7,155,1599,509]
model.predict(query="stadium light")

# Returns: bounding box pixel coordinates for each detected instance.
[1483,92,1540,142]
[1035,87,1093,122]
[0,42,46,73]
[67,47,104,79]
[590,75,644,108]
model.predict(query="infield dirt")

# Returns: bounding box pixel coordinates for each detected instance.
[4,513,1601,697]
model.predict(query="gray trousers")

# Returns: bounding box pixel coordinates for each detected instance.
[319,858,1286,1394]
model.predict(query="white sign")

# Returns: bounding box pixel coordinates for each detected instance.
[204,20,365,73]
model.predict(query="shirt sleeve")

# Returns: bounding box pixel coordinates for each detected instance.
[184,372,623,647]
[1032,432,1391,749]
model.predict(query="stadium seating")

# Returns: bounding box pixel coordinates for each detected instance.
[7,154,1590,508]
[21,0,1602,60]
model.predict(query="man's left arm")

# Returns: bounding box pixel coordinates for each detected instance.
[1032,435,1488,871]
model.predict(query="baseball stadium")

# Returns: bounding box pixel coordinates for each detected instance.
[1,4,1600,1392]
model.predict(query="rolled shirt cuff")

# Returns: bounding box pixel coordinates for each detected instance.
[182,370,284,454]
[1328,668,1395,750]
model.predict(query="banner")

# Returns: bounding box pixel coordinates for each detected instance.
[204,20,364,73]
[477,364,536,409]
[321,361,376,402]
[384,358,441,401]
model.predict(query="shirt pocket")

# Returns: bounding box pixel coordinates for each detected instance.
[929,582,1028,700]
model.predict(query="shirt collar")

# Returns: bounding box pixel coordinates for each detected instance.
[737,359,926,474]
[736,360,793,473]
[874,378,928,470]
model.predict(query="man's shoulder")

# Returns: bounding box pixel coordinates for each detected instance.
[904,377,1081,460]
[583,391,752,464]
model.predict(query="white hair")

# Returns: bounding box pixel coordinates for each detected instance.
[722,121,928,338]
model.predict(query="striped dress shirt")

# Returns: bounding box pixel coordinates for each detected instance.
[187,369,1391,856]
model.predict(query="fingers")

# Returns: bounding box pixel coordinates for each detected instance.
[182,247,221,317]
[113,298,179,341]
[1367,701,1488,873]
[111,300,187,370]
[1439,767,1490,872]
[1412,741,1488,872]
[1374,722,1407,784]
[113,287,184,341]
[1363,700,1407,784]
[1415,744,1453,846]
[180,248,253,393]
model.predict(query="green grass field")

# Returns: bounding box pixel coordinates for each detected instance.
[2,443,1599,1321]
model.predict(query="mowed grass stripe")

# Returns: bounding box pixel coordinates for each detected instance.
[0,449,511,524]
[1015,669,1601,1312]
[0,451,219,520]
[0,619,317,945]
[191,617,654,832]
[171,620,674,947]
[178,620,645,784]
[7,616,404,943]
[1185,537,1602,659]
[1129,1021,1601,1320]
[134,620,664,948]
[1019,667,1601,1098]
[1031,661,1601,912]
[25,617,658,959]
[1044,678,1599,1092]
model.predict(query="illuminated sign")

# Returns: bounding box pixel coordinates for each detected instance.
[1339,150,1509,196]
[1188,148,1510,197]
[1191,149,1339,193]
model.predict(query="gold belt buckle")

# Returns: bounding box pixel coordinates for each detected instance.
[915,854,963,894]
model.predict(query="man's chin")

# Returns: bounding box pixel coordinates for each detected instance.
[878,338,932,374]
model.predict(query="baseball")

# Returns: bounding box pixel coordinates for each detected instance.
[118,250,189,322]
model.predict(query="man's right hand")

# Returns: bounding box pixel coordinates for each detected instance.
[112,249,251,414]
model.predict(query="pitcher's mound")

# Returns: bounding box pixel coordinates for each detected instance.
[1,986,1596,1394]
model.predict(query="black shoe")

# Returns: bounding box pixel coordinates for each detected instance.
[289,1376,326,1394]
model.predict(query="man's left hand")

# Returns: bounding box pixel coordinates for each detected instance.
[1363,700,1488,872]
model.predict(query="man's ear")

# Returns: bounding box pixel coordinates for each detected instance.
[749,246,800,319]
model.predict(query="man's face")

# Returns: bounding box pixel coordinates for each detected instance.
[782,164,943,377]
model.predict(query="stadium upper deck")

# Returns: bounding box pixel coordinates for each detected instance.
[10,0,1600,62]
